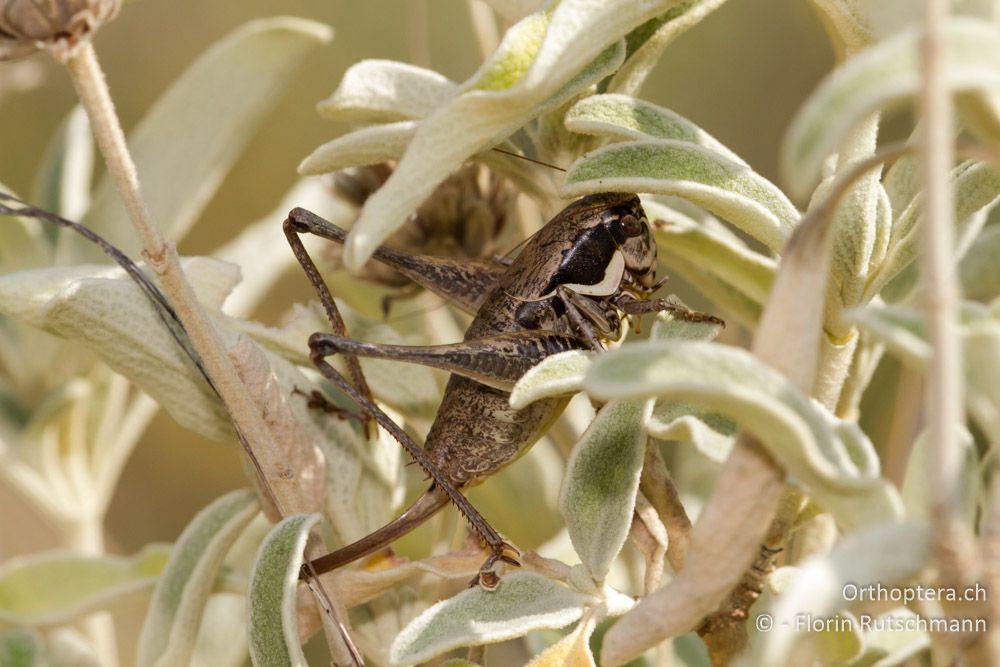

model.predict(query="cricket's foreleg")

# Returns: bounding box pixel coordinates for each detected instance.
[309,330,583,392]
[286,208,504,315]
[555,287,606,352]
[614,292,726,328]
[308,347,519,585]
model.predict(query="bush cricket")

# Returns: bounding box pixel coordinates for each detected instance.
[285,191,722,586]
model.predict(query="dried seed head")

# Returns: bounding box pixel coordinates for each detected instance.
[328,162,518,291]
[0,0,120,60]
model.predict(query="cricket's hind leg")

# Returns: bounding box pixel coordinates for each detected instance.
[306,343,520,587]
[285,208,519,585]
[303,488,450,576]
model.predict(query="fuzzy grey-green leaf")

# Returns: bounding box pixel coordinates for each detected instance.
[846,305,929,367]
[560,399,651,580]
[783,17,1000,199]
[318,60,457,122]
[342,0,685,270]
[648,297,726,342]
[509,350,591,409]
[0,545,169,625]
[653,215,776,315]
[648,401,735,462]
[299,121,417,175]
[585,341,903,529]
[389,571,588,666]
[563,140,799,251]
[247,513,322,667]
[565,94,745,164]
[138,489,259,667]
[0,258,240,441]
[867,161,1000,301]
[961,224,1000,301]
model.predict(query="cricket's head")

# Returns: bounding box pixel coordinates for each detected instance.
[561,192,657,293]
[507,192,659,315]
[599,195,656,292]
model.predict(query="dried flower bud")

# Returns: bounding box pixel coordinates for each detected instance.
[328,163,518,294]
[0,0,120,60]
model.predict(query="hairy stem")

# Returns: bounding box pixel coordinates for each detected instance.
[64,43,277,509]
[918,0,990,663]
[920,0,964,533]
[63,41,359,665]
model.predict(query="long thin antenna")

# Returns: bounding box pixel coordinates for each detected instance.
[490,146,566,172]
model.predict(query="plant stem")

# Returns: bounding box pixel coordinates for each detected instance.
[70,512,119,666]
[64,44,276,506]
[920,0,963,533]
[919,1,992,662]
[63,41,360,665]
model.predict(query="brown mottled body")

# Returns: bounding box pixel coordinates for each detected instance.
[425,380,567,486]
[424,194,640,485]
[284,191,689,580]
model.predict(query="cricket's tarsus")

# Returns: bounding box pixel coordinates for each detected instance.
[285,192,721,585]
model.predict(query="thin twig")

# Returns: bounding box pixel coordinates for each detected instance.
[64,43,279,510]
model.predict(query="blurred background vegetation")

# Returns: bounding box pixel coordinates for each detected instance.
[0,0,839,567]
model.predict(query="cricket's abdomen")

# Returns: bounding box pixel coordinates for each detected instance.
[424,376,568,486]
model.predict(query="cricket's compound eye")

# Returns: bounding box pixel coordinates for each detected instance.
[617,212,656,290]
[607,211,645,244]
[620,214,643,237]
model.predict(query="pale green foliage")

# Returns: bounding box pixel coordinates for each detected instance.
[508,350,590,408]
[2,0,1000,666]
[563,140,800,251]
[72,18,336,262]
[247,513,322,667]
[559,399,650,581]
[0,258,239,440]
[585,341,902,529]
[0,630,39,667]
[782,17,1000,200]
[389,572,589,666]
[138,490,259,667]
[565,94,747,164]
[0,546,169,625]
